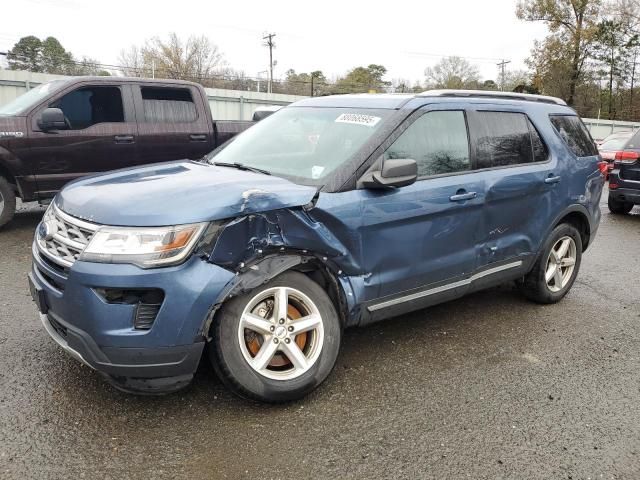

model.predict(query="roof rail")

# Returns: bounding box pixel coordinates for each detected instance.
[418,89,567,106]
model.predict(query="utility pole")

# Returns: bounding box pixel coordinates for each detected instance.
[263,33,276,94]
[496,59,511,91]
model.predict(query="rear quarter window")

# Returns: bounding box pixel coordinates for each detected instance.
[550,115,598,157]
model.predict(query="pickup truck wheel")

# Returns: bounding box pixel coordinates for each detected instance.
[607,194,634,214]
[209,271,341,403]
[0,176,16,228]
[519,223,582,304]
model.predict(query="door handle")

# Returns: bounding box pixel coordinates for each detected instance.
[544,175,561,184]
[114,135,134,144]
[449,191,477,202]
[189,134,207,142]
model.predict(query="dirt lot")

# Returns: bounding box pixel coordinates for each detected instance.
[1,195,639,479]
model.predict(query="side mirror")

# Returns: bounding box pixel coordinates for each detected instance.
[362,158,418,189]
[37,108,67,131]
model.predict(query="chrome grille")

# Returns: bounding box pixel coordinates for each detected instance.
[36,203,99,268]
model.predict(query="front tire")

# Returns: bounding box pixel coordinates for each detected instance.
[608,194,634,214]
[209,271,342,403]
[519,223,582,304]
[0,176,16,228]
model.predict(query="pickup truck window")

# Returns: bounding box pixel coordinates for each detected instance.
[141,87,197,123]
[51,86,124,130]
[0,79,68,116]
[207,107,392,184]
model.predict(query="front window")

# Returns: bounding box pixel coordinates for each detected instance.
[207,107,392,184]
[0,80,69,116]
[51,86,124,129]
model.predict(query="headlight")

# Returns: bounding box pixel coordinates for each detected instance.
[80,223,207,268]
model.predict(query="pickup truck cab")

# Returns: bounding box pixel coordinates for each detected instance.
[29,90,604,402]
[0,77,253,227]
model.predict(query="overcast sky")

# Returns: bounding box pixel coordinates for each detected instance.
[1,0,549,84]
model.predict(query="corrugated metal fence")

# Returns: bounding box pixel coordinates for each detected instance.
[2,68,640,136]
[0,69,306,120]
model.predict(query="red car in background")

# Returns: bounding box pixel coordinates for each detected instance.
[598,132,634,178]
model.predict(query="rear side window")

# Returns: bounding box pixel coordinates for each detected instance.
[550,115,598,157]
[384,110,470,177]
[51,86,124,130]
[474,112,536,168]
[141,87,197,123]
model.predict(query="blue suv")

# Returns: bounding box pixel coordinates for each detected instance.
[29,90,604,402]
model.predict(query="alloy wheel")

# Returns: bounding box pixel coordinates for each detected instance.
[545,236,577,293]
[237,286,324,380]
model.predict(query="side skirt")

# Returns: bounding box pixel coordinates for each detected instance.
[359,256,534,326]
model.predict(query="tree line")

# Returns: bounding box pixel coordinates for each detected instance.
[4,0,640,121]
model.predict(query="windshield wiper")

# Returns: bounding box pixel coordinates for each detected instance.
[212,161,272,176]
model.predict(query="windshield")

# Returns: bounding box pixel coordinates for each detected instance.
[207,107,392,184]
[599,135,632,151]
[0,80,69,116]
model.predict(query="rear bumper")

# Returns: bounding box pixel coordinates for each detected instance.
[609,186,640,204]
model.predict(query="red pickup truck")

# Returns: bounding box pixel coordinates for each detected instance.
[0,76,257,227]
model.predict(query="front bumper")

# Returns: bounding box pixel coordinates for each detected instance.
[30,242,235,393]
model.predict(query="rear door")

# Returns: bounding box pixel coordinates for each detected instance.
[360,106,485,304]
[133,83,213,164]
[467,108,560,269]
[25,82,137,196]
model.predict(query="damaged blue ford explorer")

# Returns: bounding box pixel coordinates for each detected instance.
[29,90,604,402]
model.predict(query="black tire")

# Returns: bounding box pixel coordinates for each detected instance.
[608,194,634,214]
[209,271,342,403]
[519,223,583,304]
[0,176,16,229]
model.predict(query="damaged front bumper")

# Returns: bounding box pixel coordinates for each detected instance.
[30,242,235,394]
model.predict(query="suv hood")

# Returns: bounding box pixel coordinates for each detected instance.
[56,161,318,226]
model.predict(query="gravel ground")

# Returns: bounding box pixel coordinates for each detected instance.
[0,194,639,480]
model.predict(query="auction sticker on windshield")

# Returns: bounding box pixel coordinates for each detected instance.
[335,113,381,127]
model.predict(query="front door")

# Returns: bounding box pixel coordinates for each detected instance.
[26,83,138,197]
[360,108,485,304]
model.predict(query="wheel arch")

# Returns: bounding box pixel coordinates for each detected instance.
[202,253,351,340]
[549,205,592,252]
[0,150,18,188]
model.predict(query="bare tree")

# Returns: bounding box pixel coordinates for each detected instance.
[424,56,481,89]
[118,45,146,77]
[118,33,224,81]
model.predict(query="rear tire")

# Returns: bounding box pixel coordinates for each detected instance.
[608,194,634,214]
[519,223,582,304]
[209,271,342,403]
[0,176,16,228]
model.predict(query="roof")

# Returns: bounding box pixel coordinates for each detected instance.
[292,94,415,109]
[291,89,568,109]
[419,89,567,106]
[58,76,202,88]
